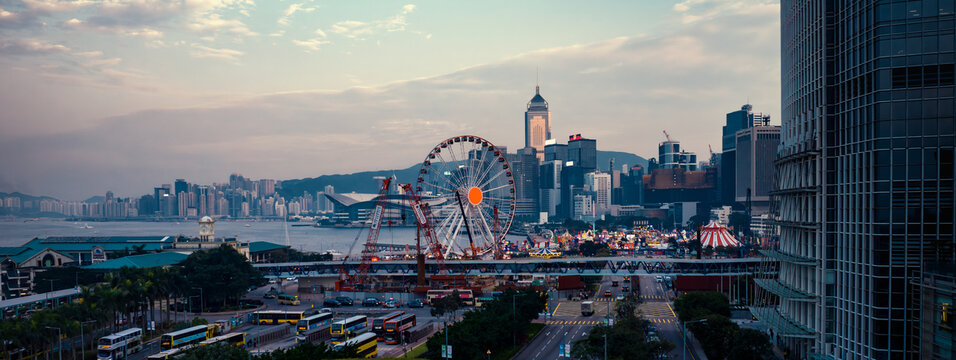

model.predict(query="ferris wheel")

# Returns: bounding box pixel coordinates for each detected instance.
[415,135,516,259]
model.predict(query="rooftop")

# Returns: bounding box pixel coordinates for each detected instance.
[83,252,189,270]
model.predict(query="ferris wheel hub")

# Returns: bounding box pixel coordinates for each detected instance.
[467,186,483,205]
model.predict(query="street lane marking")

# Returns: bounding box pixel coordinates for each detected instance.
[666,302,677,317]
[551,302,561,316]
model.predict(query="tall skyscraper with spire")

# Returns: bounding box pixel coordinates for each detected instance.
[525,86,551,162]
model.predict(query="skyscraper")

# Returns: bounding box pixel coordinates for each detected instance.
[525,86,551,161]
[734,125,780,211]
[721,104,772,204]
[760,2,956,359]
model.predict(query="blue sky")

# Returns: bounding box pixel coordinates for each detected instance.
[0,0,781,199]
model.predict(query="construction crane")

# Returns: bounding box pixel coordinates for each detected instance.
[342,177,391,287]
[399,183,447,276]
[663,130,673,142]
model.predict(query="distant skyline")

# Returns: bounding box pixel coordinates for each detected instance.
[0,0,781,200]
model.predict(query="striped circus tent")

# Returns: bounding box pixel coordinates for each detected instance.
[700,221,740,247]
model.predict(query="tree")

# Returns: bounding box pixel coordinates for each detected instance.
[179,245,265,310]
[672,291,731,322]
[424,289,547,360]
[430,290,464,319]
[727,328,773,360]
[687,315,736,360]
[578,241,608,257]
[571,317,672,360]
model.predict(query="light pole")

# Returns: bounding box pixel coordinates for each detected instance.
[682,319,707,360]
[45,326,61,360]
[80,320,95,359]
[512,292,516,350]
[486,349,491,360]
[603,333,607,360]
[192,287,204,315]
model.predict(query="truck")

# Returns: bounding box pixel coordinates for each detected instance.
[581,301,594,316]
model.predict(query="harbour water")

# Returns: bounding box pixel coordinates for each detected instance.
[0,219,527,254]
[0,219,419,253]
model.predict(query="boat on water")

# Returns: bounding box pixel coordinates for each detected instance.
[244,223,251,227]
[82,223,93,229]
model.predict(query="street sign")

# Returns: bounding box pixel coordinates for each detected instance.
[565,343,571,357]
[447,345,452,358]
[559,344,564,357]
[442,345,453,358]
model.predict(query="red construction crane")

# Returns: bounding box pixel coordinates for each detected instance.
[399,183,446,273]
[343,177,391,286]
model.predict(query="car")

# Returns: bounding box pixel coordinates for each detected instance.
[616,295,624,301]
[622,286,630,292]
[604,290,612,297]
[383,300,398,308]
[335,296,354,306]
[262,291,277,299]
[655,276,663,283]
[611,281,619,287]
[285,276,296,281]
[408,299,425,308]
[320,307,333,314]
[268,278,278,284]
[362,298,380,307]
[322,299,341,307]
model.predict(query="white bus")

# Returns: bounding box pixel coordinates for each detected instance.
[97,328,144,360]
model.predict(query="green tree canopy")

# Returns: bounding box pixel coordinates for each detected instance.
[178,244,265,310]
[672,291,731,322]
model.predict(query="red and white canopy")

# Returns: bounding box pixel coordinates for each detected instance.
[700,221,740,247]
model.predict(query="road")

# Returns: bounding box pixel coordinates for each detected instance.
[515,276,620,359]
[637,275,704,360]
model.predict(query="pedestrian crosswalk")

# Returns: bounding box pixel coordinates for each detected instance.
[647,318,675,324]
[545,320,601,325]
[640,295,668,300]
[639,302,675,318]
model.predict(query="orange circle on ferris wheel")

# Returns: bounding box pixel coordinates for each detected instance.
[468,187,483,205]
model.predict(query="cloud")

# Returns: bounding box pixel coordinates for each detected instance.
[328,3,416,40]
[277,3,316,26]
[189,43,245,62]
[292,38,329,51]
[188,13,257,36]
[0,3,782,200]
[0,38,69,55]
[672,0,776,23]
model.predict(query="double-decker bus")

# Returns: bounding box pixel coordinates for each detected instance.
[371,311,405,340]
[296,312,334,337]
[277,294,300,305]
[160,325,213,351]
[146,348,183,360]
[199,332,245,347]
[253,310,314,325]
[97,328,143,360]
[426,289,474,306]
[383,314,417,345]
[332,332,377,358]
[330,315,368,344]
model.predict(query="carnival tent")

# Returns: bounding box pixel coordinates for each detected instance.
[700,221,740,247]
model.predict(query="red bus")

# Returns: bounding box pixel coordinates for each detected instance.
[372,311,405,340]
[383,314,417,345]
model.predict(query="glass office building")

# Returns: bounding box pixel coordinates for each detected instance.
[759,1,956,359]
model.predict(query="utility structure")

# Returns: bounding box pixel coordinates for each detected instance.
[399,183,447,282]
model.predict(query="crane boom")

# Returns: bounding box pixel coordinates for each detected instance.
[400,184,447,272]
[347,177,391,285]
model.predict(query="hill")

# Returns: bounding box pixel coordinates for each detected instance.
[277,150,647,198]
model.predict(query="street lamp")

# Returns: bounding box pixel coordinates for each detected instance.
[486,349,491,360]
[192,287,204,315]
[603,333,607,360]
[682,319,707,360]
[45,326,61,360]
[80,320,96,359]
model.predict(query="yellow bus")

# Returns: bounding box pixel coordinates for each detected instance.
[277,294,300,305]
[253,310,312,325]
[333,332,377,358]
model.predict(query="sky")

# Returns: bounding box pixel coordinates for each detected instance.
[0,0,781,200]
